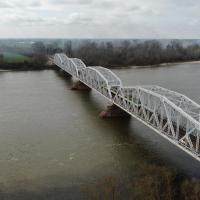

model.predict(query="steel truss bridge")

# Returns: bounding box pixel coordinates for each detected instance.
[53,53,200,162]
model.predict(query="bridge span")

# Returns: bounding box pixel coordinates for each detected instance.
[53,53,200,162]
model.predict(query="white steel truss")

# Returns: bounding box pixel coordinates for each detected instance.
[53,53,200,162]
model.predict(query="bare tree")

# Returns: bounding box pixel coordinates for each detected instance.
[32,42,47,66]
[64,41,73,57]
[0,54,3,64]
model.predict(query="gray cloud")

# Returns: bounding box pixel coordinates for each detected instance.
[29,1,42,7]
[0,1,13,8]
[48,0,93,5]
[93,0,119,9]
[0,0,200,38]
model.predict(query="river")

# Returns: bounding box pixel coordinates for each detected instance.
[0,62,199,199]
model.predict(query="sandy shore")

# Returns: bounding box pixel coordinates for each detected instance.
[127,60,200,69]
[0,69,11,72]
[160,60,200,66]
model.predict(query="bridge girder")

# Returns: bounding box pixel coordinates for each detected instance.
[92,66,122,87]
[79,67,112,98]
[71,58,86,70]
[113,86,200,155]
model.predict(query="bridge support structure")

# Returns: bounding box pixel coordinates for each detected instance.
[99,104,130,118]
[71,80,91,91]
[56,68,72,78]
[59,69,72,77]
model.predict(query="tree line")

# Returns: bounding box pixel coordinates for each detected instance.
[46,40,200,67]
[1,39,200,69]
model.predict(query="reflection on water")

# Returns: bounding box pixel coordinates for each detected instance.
[0,62,199,199]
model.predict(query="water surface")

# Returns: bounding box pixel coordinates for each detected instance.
[0,62,199,199]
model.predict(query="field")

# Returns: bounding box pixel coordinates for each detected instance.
[2,52,31,63]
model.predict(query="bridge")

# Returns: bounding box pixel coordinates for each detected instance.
[52,53,200,162]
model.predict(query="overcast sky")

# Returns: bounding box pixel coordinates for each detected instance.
[0,0,199,38]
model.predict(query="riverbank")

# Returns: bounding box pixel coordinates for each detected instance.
[0,63,57,71]
[107,59,200,70]
[160,59,200,66]
[0,59,199,71]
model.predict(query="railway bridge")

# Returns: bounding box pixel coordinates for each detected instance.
[52,53,200,162]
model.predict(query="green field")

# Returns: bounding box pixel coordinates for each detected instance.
[2,52,31,63]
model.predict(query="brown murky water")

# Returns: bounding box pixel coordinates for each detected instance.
[0,62,199,199]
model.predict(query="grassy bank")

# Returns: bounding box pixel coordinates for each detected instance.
[2,52,31,63]
[0,52,55,70]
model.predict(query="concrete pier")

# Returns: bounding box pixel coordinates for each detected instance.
[71,80,91,91]
[99,104,130,118]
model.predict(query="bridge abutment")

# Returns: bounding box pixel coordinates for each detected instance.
[71,80,91,91]
[99,104,130,118]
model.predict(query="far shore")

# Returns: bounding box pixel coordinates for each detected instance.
[0,69,11,71]
[160,60,200,66]
[127,59,200,69]
[0,59,200,71]
[108,59,200,70]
